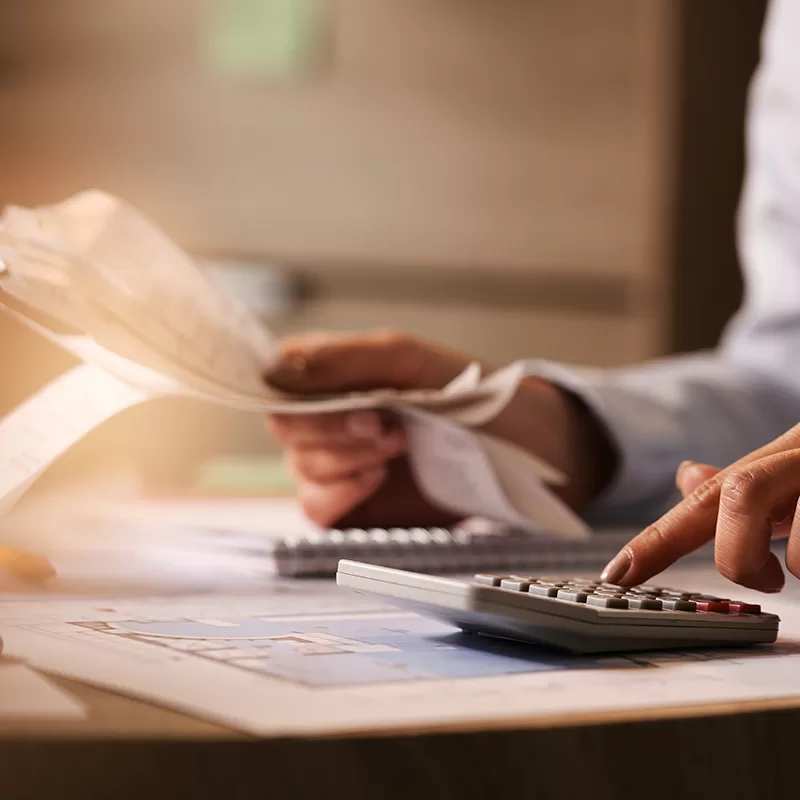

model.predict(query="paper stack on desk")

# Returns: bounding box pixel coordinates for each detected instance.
[0,191,588,538]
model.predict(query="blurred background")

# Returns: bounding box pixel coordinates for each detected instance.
[0,0,768,496]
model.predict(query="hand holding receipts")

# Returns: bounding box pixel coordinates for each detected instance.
[0,191,587,538]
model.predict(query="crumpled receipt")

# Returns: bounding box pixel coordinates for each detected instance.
[0,191,589,538]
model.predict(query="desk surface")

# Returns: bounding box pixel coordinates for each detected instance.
[4,561,800,800]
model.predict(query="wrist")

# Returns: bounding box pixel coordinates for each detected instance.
[486,377,618,510]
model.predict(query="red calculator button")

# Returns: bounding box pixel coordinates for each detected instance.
[728,602,761,615]
[695,600,730,613]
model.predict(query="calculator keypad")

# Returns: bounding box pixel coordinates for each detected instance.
[474,575,764,616]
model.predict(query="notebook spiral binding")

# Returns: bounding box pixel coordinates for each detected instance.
[253,525,711,578]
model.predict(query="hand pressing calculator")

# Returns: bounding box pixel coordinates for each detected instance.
[336,560,780,654]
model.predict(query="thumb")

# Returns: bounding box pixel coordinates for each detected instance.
[676,460,720,496]
[265,330,476,394]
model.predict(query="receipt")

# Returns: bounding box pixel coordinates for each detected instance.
[0,191,589,537]
[0,363,148,514]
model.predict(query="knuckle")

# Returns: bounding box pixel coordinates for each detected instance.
[683,476,722,513]
[720,469,762,516]
[637,521,672,557]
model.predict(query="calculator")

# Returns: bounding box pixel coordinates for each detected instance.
[336,560,780,654]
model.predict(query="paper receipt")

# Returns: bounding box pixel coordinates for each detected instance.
[0,191,589,538]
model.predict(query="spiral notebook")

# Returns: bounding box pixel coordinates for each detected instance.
[186,522,714,578]
[260,525,638,577]
[4,497,713,582]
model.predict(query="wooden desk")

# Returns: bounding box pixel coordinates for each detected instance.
[4,563,800,800]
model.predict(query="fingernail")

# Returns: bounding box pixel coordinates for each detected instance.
[676,460,696,488]
[346,411,382,439]
[600,549,632,584]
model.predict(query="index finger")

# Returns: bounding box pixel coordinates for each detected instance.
[601,423,800,586]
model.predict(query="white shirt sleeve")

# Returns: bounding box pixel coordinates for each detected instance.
[526,0,800,525]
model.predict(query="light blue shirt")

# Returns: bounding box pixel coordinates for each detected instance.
[531,0,800,525]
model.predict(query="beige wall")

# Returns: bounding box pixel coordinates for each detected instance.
[0,0,677,364]
[0,1,679,469]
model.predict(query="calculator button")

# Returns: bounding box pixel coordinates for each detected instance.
[728,602,761,615]
[500,578,532,591]
[627,597,663,610]
[587,595,629,609]
[556,589,589,603]
[660,598,697,612]
[695,600,730,613]
[528,585,561,597]
[474,574,504,586]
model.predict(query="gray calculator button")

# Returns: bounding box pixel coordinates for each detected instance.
[557,589,589,603]
[627,597,663,610]
[474,574,504,586]
[660,598,697,612]
[528,584,561,597]
[500,578,532,591]
[587,595,629,609]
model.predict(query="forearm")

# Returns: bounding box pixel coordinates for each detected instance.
[526,352,800,525]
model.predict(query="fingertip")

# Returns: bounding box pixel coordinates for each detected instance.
[677,462,719,496]
[600,547,632,584]
[298,467,388,527]
[718,553,785,594]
